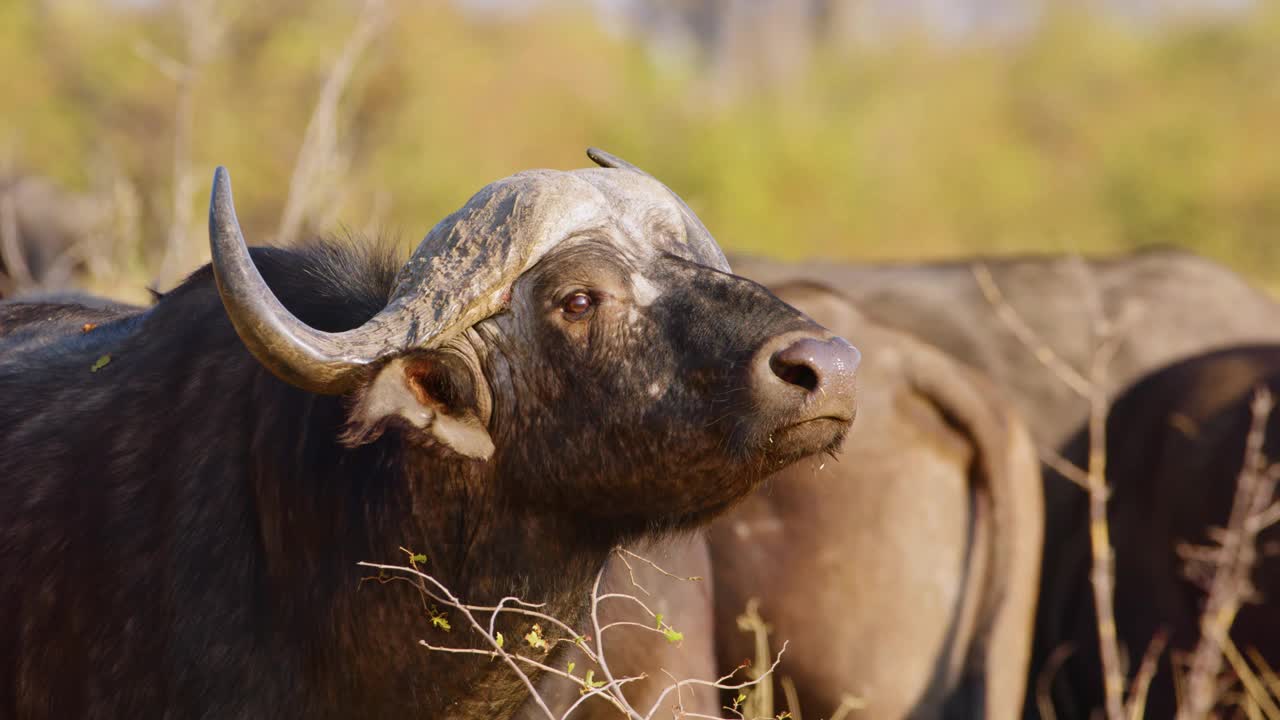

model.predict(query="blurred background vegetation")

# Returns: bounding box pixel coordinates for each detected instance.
[2,0,1278,301]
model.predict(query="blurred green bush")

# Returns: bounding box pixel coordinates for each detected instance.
[2,0,1278,298]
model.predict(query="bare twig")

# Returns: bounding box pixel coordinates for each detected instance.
[1085,327,1127,720]
[613,546,706,599]
[1247,649,1280,705]
[1253,500,1280,534]
[614,548,652,596]
[0,188,33,295]
[276,0,389,246]
[360,558,570,720]
[974,258,1129,720]
[1040,444,1091,491]
[1177,389,1279,720]
[1126,630,1168,720]
[138,0,226,288]
[1218,632,1280,720]
[358,549,782,720]
[1037,644,1075,720]
[971,262,1092,398]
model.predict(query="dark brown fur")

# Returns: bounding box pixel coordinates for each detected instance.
[0,237,850,719]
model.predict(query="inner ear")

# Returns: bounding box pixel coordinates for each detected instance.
[344,351,495,460]
[403,354,473,415]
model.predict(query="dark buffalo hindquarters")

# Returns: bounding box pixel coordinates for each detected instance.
[0,150,857,719]
[1033,345,1280,720]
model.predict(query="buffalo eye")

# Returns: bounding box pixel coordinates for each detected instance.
[560,291,594,321]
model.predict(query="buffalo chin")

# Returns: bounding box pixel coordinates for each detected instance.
[654,422,850,534]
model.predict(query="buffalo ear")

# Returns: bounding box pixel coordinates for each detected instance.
[343,352,494,460]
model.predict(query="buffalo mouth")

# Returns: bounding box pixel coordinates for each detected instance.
[780,414,853,442]
[763,411,854,463]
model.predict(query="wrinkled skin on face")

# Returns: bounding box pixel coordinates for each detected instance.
[479,242,849,529]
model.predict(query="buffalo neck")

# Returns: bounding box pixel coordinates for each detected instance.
[241,372,619,717]
[135,262,619,717]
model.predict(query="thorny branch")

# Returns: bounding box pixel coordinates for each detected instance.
[1176,389,1280,720]
[610,545,709,604]
[357,548,784,720]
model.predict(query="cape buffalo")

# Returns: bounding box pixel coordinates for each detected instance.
[1036,345,1280,719]
[0,149,858,719]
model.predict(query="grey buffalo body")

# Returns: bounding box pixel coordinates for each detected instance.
[709,282,1043,719]
[733,249,1280,717]
[0,151,858,719]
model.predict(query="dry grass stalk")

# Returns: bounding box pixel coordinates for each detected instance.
[1247,649,1280,704]
[1036,644,1076,720]
[1217,633,1280,719]
[779,676,801,720]
[1085,328,1128,720]
[727,601,861,720]
[1126,631,1168,720]
[972,260,1129,720]
[734,598,775,719]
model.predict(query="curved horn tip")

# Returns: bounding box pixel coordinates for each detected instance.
[212,165,231,194]
[209,166,237,227]
[586,147,641,172]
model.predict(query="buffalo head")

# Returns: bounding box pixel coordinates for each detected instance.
[208,149,858,530]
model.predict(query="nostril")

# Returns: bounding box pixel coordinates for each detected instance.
[770,353,820,392]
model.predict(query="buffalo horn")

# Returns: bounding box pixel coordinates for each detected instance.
[585,147,723,266]
[208,167,394,394]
